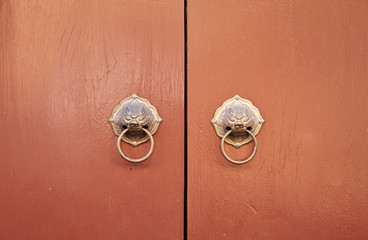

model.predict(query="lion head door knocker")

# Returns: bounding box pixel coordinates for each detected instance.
[211,95,264,164]
[109,94,162,163]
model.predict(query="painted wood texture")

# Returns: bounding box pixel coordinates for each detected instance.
[188,0,368,239]
[0,1,184,239]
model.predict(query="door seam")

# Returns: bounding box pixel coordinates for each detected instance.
[184,0,188,239]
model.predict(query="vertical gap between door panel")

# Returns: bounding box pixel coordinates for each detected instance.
[184,0,188,239]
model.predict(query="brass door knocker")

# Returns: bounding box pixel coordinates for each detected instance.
[211,95,264,164]
[109,94,162,163]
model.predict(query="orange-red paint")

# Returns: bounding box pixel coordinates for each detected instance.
[2,0,368,239]
[0,1,184,239]
[188,0,368,239]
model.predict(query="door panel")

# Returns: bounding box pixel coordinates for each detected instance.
[0,1,184,239]
[188,0,368,239]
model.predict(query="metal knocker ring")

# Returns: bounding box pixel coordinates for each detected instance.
[212,95,264,164]
[117,128,154,163]
[221,129,258,165]
[109,94,162,162]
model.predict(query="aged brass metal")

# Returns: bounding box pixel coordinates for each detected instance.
[109,94,162,162]
[211,95,264,147]
[117,128,154,163]
[109,94,162,146]
[211,95,264,164]
[221,129,258,164]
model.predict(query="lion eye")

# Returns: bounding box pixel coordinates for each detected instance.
[125,116,132,121]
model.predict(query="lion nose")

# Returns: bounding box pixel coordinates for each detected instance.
[129,120,139,127]
[234,121,244,128]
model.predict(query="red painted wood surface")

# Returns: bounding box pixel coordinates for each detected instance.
[0,1,184,239]
[188,0,368,239]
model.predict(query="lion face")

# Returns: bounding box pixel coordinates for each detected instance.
[221,101,254,131]
[116,99,153,130]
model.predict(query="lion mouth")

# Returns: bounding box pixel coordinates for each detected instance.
[128,119,140,128]
[233,121,245,129]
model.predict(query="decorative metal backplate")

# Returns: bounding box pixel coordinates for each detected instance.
[211,95,264,148]
[109,94,162,147]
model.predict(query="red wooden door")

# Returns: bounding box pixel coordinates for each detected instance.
[0,1,184,239]
[2,1,368,239]
[188,0,368,239]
